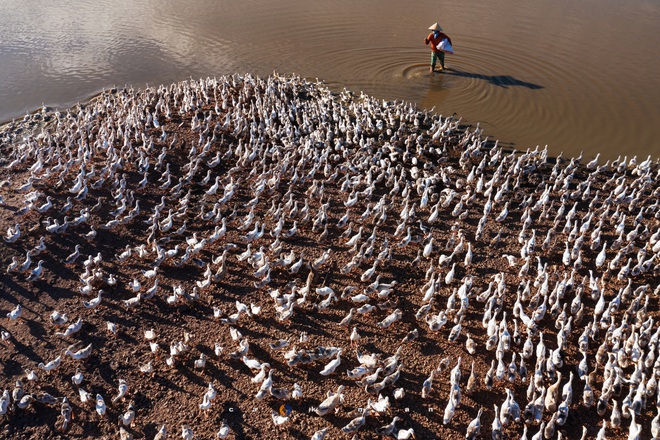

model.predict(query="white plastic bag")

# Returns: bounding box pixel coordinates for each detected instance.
[437,38,454,54]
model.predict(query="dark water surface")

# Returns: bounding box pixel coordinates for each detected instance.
[1,0,659,160]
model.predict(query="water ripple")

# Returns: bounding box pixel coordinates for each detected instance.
[0,0,658,159]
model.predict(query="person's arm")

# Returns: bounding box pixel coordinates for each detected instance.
[424,33,431,45]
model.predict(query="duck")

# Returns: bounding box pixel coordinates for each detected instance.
[4,217,26,240]
[25,260,44,282]
[65,245,82,265]
[7,304,22,321]
[65,343,93,360]
[492,404,503,440]
[465,408,483,439]
[342,408,370,434]
[95,394,106,416]
[377,416,401,436]
[38,355,62,373]
[83,291,103,309]
[545,371,562,412]
[319,349,342,375]
[120,403,136,427]
[112,379,129,404]
[57,397,73,432]
[182,424,195,439]
[0,390,9,416]
[315,385,345,416]
[368,394,390,414]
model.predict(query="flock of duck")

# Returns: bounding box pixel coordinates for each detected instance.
[0,72,659,439]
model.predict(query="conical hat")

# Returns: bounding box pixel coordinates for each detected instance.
[428,23,443,31]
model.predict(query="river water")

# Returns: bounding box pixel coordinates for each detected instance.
[1,0,658,160]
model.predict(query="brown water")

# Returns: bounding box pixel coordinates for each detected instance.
[1,0,659,160]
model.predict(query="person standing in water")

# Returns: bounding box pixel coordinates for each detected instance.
[425,23,452,73]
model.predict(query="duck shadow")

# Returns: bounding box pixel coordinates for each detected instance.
[443,68,544,89]
[221,401,248,438]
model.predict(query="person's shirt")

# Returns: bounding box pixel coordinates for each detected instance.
[425,32,452,52]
